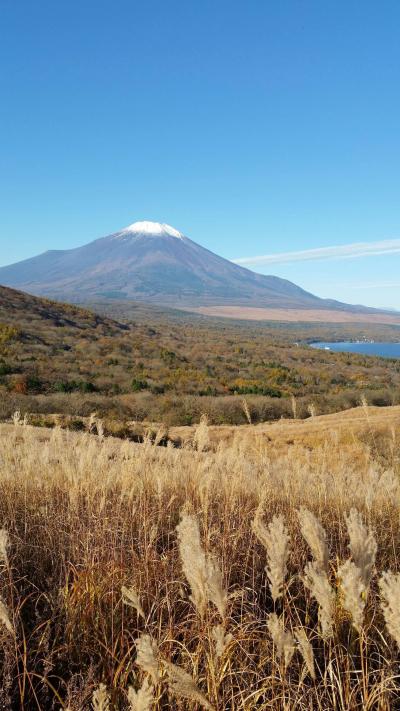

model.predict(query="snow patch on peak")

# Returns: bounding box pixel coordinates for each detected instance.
[120,221,184,239]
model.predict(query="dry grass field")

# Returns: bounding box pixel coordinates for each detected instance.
[1,406,400,709]
[189,305,400,324]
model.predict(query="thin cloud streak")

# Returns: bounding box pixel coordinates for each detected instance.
[234,238,400,266]
[345,281,400,289]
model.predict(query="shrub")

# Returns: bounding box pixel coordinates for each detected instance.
[131,378,149,392]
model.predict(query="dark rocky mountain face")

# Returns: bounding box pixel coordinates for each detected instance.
[0,221,377,312]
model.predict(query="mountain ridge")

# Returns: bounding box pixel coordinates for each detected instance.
[0,220,391,315]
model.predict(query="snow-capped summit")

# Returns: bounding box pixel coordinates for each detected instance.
[120,221,184,239]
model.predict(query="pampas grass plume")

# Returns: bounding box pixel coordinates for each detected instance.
[252,507,290,602]
[294,627,316,680]
[0,528,9,566]
[298,508,329,571]
[135,635,160,683]
[205,556,227,619]
[122,585,145,619]
[166,663,215,711]
[176,514,208,617]
[92,683,110,711]
[379,571,400,648]
[338,559,366,630]
[346,509,377,587]
[127,676,154,711]
[303,561,334,639]
[212,624,233,658]
[0,598,13,634]
[176,513,227,619]
[193,415,210,452]
[267,613,295,668]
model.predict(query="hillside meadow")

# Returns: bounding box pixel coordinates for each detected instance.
[1,407,400,709]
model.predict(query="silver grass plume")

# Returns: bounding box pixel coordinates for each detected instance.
[0,598,13,634]
[379,571,400,648]
[193,415,210,452]
[176,514,208,616]
[345,509,377,588]
[122,585,145,619]
[338,559,367,630]
[294,627,316,680]
[242,398,252,424]
[297,508,329,571]
[0,529,9,566]
[135,634,160,683]
[92,683,110,711]
[303,561,334,639]
[166,662,215,711]
[12,411,21,426]
[127,676,154,711]
[252,507,290,602]
[212,624,233,658]
[206,556,228,618]
[267,613,295,668]
[176,513,227,619]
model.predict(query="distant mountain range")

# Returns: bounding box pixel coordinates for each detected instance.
[0,220,393,318]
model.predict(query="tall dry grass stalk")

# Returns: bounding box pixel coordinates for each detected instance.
[193,415,210,452]
[294,627,316,680]
[303,561,334,639]
[122,585,145,619]
[307,402,317,419]
[205,556,228,619]
[291,395,297,419]
[166,663,215,711]
[92,683,110,711]
[252,507,290,602]
[345,508,377,587]
[127,677,154,711]
[267,612,295,668]
[176,513,227,618]
[242,398,252,425]
[298,507,329,571]
[338,559,367,630]
[0,528,9,566]
[379,571,400,648]
[212,624,233,658]
[335,509,377,630]
[135,635,160,683]
[1,419,400,708]
[0,597,13,633]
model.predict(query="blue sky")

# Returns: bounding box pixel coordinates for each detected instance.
[1,0,400,309]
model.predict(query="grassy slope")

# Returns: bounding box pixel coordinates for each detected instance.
[14,403,400,453]
[1,412,400,708]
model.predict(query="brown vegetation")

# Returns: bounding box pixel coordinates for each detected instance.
[1,285,400,426]
[1,409,400,708]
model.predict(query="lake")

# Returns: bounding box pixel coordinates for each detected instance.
[310,342,400,359]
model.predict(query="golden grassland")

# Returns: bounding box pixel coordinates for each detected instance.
[1,407,400,709]
[20,403,400,453]
[187,305,400,324]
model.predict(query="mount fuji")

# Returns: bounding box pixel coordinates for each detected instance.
[0,220,388,316]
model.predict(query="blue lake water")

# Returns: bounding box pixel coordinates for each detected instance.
[310,342,400,359]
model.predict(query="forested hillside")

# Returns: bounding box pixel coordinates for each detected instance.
[1,285,400,425]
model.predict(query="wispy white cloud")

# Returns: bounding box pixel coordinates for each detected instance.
[233,238,400,266]
[345,280,400,290]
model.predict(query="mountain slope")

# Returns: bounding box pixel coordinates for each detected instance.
[0,220,365,311]
[0,284,127,333]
